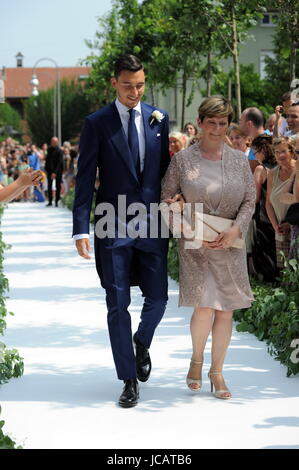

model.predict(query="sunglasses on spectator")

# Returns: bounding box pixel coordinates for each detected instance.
[286,114,299,119]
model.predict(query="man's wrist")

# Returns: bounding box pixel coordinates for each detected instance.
[73,234,89,241]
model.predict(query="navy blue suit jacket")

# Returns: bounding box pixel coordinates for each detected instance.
[72,100,170,285]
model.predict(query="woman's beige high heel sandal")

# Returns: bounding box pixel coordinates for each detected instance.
[208,370,231,399]
[186,360,203,392]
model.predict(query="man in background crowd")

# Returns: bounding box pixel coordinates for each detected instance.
[239,107,270,173]
[45,137,64,207]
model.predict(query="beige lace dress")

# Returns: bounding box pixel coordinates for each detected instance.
[269,165,293,268]
[161,143,256,310]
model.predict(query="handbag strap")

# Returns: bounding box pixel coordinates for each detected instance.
[196,214,221,235]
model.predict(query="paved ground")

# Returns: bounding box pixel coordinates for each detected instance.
[0,202,298,450]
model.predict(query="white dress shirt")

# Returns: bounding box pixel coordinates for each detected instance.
[74,98,146,241]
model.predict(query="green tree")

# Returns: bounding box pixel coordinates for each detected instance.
[0,103,21,137]
[25,80,93,145]
[263,0,299,106]
[84,0,214,126]
[202,0,267,119]
[212,64,273,120]
[83,0,142,107]
[84,0,269,125]
[273,0,298,84]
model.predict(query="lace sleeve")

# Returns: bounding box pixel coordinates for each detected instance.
[160,153,181,201]
[160,154,182,236]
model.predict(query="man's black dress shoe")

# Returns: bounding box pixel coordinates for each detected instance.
[133,332,152,382]
[118,379,139,408]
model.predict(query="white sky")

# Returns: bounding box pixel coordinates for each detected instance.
[0,0,113,68]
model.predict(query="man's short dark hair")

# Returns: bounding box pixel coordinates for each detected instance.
[281,91,291,102]
[244,107,264,128]
[113,54,143,78]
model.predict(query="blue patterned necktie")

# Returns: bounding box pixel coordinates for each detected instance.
[128,108,141,179]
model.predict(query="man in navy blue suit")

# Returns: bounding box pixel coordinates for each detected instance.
[73,54,171,407]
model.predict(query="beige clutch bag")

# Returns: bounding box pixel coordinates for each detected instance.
[196,213,245,249]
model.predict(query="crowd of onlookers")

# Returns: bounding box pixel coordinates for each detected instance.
[171,91,299,281]
[0,137,79,204]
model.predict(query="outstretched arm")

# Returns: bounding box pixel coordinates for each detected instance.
[0,169,42,203]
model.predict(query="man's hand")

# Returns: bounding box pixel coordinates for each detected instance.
[75,238,92,259]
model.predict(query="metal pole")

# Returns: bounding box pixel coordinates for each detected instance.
[53,77,57,137]
[32,57,61,144]
[57,70,61,144]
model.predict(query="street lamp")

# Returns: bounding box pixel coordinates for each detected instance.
[31,86,39,97]
[30,58,61,144]
[30,71,57,134]
[30,73,39,97]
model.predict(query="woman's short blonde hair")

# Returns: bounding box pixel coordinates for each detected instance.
[169,131,184,141]
[198,95,234,124]
[169,131,189,149]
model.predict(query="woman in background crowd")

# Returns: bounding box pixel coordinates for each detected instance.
[169,131,187,157]
[226,123,250,156]
[250,135,277,281]
[279,134,299,263]
[266,136,296,269]
[183,122,198,138]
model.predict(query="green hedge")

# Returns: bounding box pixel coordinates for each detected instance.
[0,413,21,449]
[0,205,24,449]
[0,209,24,384]
[167,238,179,282]
[234,260,299,377]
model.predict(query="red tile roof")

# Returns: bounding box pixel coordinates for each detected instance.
[3,67,91,98]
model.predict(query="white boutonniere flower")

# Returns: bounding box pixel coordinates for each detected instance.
[150,110,164,126]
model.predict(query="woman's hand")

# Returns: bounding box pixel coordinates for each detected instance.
[163,193,185,212]
[17,168,43,187]
[203,224,241,250]
[277,222,290,235]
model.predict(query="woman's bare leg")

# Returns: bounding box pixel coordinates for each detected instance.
[187,307,214,390]
[210,309,233,397]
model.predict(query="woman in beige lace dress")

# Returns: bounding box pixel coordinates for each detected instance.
[161,96,256,399]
